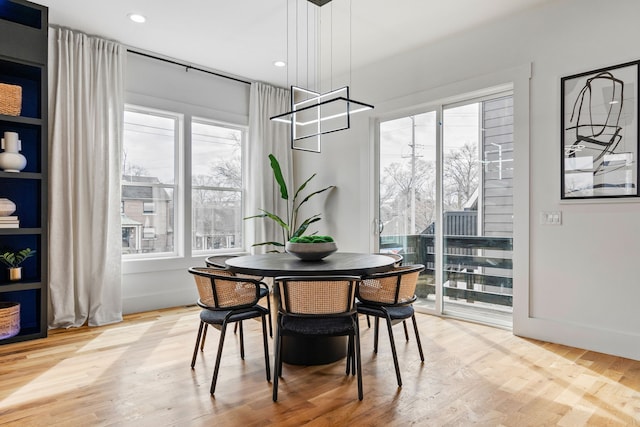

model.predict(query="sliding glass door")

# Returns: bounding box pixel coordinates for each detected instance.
[441,95,513,326]
[378,111,437,310]
[377,91,514,326]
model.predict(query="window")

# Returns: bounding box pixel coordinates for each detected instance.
[191,119,244,252]
[142,226,156,240]
[121,105,246,258]
[142,202,155,214]
[121,107,179,256]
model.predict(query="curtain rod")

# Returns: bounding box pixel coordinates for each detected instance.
[127,49,252,86]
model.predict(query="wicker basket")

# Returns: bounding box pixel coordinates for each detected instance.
[0,301,20,340]
[0,83,22,116]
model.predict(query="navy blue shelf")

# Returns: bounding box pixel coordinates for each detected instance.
[0,0,48,346]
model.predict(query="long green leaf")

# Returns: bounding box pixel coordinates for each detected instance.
[245,210,289,231]
[293,173,316,202]
[243,213,269,220]
[259,209,289,231]
[292,185,335,222]
[269,154,288,200]
[292,216,322,238]
[251,241,285,247]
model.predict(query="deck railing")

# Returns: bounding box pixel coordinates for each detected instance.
[381,233,513,307]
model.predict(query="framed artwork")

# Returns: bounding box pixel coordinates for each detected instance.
[561,60,640,199]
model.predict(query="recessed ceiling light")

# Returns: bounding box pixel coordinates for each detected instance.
[273,60,286,68]
[128,13,146,23]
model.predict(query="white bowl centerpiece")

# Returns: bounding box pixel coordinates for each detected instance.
[285,235,337,261]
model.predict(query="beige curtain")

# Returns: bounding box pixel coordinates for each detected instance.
[247,82,291,253]
[48,27,125,327]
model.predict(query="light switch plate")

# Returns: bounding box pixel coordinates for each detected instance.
[540,211,562,225]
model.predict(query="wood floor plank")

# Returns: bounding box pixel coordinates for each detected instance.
[0,305,638,426]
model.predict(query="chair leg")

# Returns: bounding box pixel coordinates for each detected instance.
[385,315,402,387]
[210,321,229,395]
[403,320,409,341]
[366,315,371,328]
[346,335,356,375]
[200,324,208,351]
[234,322,239,334]
[373,317,380,353]
[261,313,271,381]
[239,321,245,360]
[355,315,363,400]
[265,294,273,338]
[412,314,425,362]
[273,326,282,401]
[191,320,205,368]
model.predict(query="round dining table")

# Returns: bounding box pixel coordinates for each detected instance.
[226,252,396,365]
[225,252,395,278]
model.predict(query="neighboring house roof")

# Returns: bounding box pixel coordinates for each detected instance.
[122,175,172,200]
[121,214,142,226]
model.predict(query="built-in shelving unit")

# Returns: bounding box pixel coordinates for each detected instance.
[0,0,48,344]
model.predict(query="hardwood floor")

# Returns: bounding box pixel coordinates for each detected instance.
[0,305,638,426]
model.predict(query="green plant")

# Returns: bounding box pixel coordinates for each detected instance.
[245,154,335,251]
[289,235,334,243]
[0,248,36,268]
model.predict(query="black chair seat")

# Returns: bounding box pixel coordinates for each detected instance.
[356,303,414,320]
[200,306,269,325]
[281,316,355,336]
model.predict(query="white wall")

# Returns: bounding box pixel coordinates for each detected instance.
[297,0,640,360]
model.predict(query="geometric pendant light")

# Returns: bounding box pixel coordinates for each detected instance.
[269,0,374,152]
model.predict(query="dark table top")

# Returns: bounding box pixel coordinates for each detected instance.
[225,252,395,277]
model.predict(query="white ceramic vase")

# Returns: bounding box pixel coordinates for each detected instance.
[0,131,27,173]
[0,198,16,216]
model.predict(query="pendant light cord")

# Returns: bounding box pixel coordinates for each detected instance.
[330,1,333,91]
[349,0,352,88]
[286,0,289,88]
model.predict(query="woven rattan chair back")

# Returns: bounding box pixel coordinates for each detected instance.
[277,276,359,315]
[358,264,424,305]
[204,254,264,281]
[190,267,259,309]
[204,255,237,269]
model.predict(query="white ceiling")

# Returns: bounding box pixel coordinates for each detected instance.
[33,0,553,87]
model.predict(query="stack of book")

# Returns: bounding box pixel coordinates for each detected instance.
[0,216,19,228]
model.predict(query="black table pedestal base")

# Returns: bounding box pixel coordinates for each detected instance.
[281,336,348,365]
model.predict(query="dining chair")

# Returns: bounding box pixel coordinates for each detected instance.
[205,255,273,337]
[367,252,404,328]
[356,264,425,387]
[272,275,363,401]
[377,252,403,267]
[188,266,271,395]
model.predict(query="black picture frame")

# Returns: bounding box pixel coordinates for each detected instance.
[561,60,640,200]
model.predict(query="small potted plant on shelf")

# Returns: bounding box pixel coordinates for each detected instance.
[0,248,36,281]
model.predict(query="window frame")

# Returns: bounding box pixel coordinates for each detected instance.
[121,104,183,260]
[190,117,247,255]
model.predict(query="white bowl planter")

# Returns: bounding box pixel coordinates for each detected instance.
[285,241,337,261]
